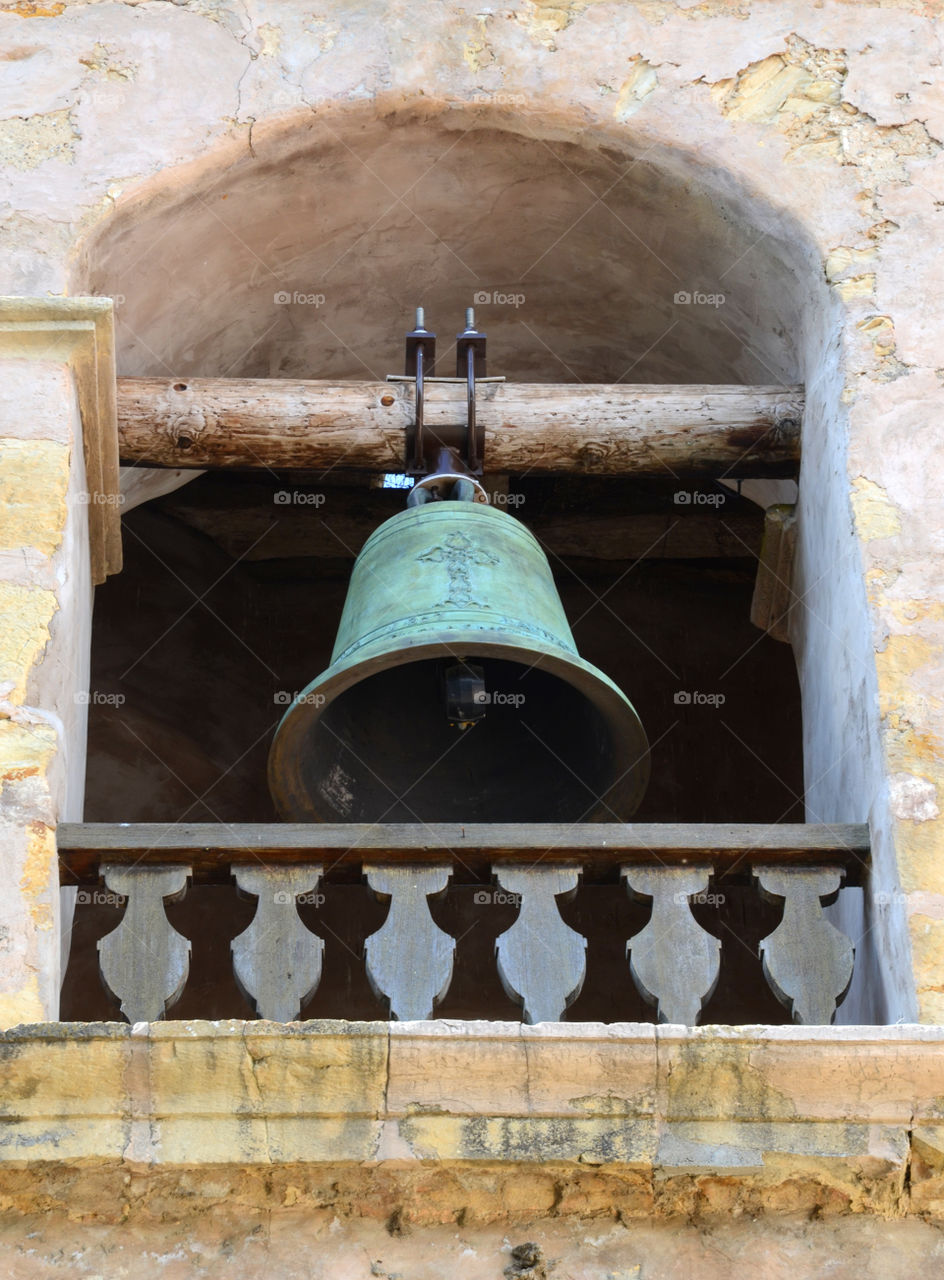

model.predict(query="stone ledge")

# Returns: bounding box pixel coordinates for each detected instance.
[0,1020,941,1218]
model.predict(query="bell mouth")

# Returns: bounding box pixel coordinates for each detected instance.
[268,640,650,824]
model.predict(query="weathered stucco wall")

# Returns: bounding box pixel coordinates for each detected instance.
[3,1,944,1272]
[2,1020,944,1278]
[1,0,940,1017]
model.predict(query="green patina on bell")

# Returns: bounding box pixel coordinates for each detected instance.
[267,497,650,823]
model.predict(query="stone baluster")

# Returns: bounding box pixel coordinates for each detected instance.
[494,866,586,1023]
[623,866,721,1025]
[756,867,854,1024]
[97,865,192,1023]
[231,866,325,1022]
[364,864,455,1020]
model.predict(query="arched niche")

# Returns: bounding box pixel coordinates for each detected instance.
[72,104,806,385]
[67,104,899,1025]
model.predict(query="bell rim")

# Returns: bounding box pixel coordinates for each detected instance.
[268,631,651,823]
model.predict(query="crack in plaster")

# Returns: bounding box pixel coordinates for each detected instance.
[229,0,256,132]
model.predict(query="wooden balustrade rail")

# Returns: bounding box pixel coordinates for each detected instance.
[59,822,867,1029]
[58,822,868,884]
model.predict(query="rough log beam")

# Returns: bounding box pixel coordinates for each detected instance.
[57,822,867,886]
[115,379,803,477]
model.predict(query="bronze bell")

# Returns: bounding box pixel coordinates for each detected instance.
[267,484,650,823]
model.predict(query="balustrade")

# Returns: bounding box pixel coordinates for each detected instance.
[58,823,865,1026]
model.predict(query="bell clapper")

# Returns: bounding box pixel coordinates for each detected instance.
[443,660,487,730]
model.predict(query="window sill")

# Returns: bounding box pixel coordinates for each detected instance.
[0,1020,941,1219]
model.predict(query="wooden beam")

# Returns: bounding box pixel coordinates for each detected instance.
[116,379,803,477]
[58,822,868,886]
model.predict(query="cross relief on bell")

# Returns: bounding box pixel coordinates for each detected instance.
[417,530,500,608]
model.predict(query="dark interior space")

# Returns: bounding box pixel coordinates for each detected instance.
[62,467,802,1025]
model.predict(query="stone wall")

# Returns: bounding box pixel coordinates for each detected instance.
[3,1,944,1274]
[0,298,118,1024]
[2,0,943,1018]
[2,1020,944,1278]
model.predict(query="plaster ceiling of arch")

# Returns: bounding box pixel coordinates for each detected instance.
[78,113,801,386]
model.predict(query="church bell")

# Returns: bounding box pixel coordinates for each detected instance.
[267,484,650,824]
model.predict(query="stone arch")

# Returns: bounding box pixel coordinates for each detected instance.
[71,102,816,384]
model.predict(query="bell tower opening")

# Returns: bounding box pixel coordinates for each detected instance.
[62,105,847,1027]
